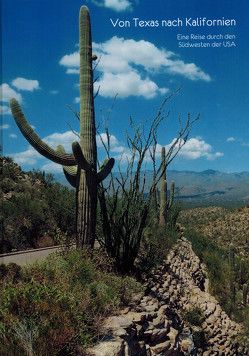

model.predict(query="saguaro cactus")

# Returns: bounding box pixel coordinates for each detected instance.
[10,6,114,248]
[242,283,248,305]
[159,147,175,227]
[229,243,235,270]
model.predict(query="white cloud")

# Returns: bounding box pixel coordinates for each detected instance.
[96,71,168,98]
[11,147,41,165]
[12,77,40,91]
[96,132,119,147]
[9,133,17,139]
[50,90,59,95]
[74,97,80,103]
[67,68,80,74]
[93,37,211,81]
[41,162,63,173]
[60,36,210,99]
[242,142,249,147]
[43,131,79,152]
[96,133,222,163]
[0,105,11,115]
[59,52,79,67]
[0,83,22,103]
[92,0,132,12]
[227,136,236,142]
[165,137,223,161]
[9,131,79,166]
[0,124,10,130]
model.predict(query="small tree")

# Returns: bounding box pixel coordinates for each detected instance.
[98,97,198,273]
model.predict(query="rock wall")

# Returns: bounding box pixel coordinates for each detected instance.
[87,235,248,355]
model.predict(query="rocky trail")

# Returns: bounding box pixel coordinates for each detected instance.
[87,231,248,355]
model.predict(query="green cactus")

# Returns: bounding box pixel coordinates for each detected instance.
[169,181,175,209]
[229,243,235,270]
[242,283,248,305]
[10,6,114,248]
[159,147,175,227]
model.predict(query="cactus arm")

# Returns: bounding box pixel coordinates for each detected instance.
[56,145,77,188]
[97,158,115,183]
[63,167,77,188]
[72,141,91,170]
[10,98,77,166]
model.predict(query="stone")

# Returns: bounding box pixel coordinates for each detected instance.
[113,328,128,337]
[151,328,168,343]
[144,304,159,313]
[87,339,125,356]
[167,327,178,347]
[126,311,147,324]
[102,316,133,332]
[152,314,165,328]
[150,340,171,354]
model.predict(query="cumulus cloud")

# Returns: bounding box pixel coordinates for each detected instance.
[43,131,79,152]
[12,77,40,91]
[41,162,63,173]
[10,131,79,166]
[226,136,249,147]
[60,36,210,99]
[50,90,59,95]
[92,0,133,12]
[11,147,41,165]
[59,52,79,68]
[0,83,22,103]
[96,133,222,163]
[9,133,17,139]
[165,137,223,161]
[96,132,119,147]
[0,124,10,130]
[0,105,11,115]
[96,71,168,98]
[227,136,236,142]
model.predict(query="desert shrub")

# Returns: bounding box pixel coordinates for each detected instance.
[1,158,75,252]
[184,307,205,326]
[185,229,233,308]
[192,330,207,348]
[137,226,178,273]
[185,228,249,336]
[0,249,142,355]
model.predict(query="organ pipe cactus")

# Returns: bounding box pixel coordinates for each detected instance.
[159,147,175,227]
[10,6,114,248]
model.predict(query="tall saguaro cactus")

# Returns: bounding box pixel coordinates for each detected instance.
[10,6,114,248]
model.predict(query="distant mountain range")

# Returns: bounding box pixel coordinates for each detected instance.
[54,169,249,207]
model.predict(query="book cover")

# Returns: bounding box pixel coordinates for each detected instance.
[1,0,248,354]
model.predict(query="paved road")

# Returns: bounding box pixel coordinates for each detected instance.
[0,245,67,266]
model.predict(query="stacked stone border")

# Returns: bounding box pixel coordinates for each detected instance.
[87,232,248,356]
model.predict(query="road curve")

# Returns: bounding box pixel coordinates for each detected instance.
[0,245,70,266]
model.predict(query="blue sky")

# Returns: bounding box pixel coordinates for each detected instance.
[1,0,249,173]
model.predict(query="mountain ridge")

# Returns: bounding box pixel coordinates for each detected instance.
[54,169,249,206]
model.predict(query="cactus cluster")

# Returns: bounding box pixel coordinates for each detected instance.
[159,147,175,227]
[10,6,114,248]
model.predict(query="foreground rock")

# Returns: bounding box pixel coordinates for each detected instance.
[87,235,248,355]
